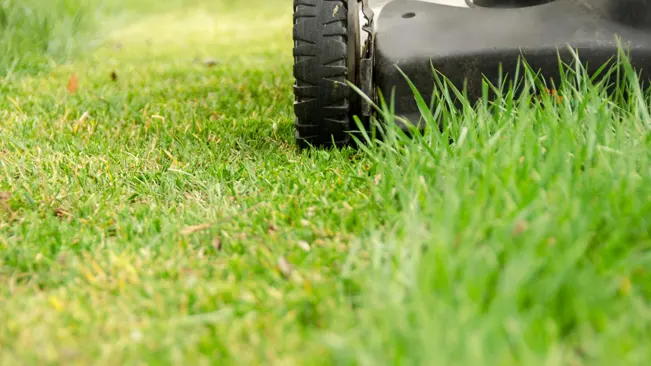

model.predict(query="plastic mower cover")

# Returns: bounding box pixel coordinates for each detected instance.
[292,0,651,148]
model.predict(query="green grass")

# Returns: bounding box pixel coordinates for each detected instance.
[1,0,651,365]
[0,0,101,75]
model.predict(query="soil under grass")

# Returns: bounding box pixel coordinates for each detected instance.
[1,0,650,365]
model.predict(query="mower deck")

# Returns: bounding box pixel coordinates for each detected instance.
[373,0,651,126]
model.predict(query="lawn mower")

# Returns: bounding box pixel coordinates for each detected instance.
[292,0,651,148]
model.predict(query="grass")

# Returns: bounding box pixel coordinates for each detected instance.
[0,0,101,75]
[1,0,650,365]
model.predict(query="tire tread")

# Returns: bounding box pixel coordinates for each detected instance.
[293,0,351,148]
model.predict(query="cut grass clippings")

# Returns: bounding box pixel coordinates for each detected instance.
[1,0,651,365]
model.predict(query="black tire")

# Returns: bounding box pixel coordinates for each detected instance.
[293,0,359,149]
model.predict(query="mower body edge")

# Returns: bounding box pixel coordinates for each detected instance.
[374,0,651,125]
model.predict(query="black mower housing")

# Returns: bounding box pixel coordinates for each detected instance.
[374,0,651,124]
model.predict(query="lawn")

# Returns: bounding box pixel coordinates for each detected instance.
[1,0,651,365]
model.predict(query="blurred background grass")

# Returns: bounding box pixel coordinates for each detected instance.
[0,0,278,76]
[0,0,103,75]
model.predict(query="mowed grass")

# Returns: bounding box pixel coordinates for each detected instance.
[1,0,651,365]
